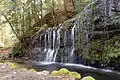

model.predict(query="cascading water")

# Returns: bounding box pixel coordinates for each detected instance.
[45,30,52,61]
[45,30,55,62]
[36,0,117,65]
[44,25,64,62]
[53,25,63,61]
[70,25,75,56]
[42,23,77,63]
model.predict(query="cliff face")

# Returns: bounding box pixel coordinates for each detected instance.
[79,0,120,61]
[27,0,120,62]
[80,0,120,38]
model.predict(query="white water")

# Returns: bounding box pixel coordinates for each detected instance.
[53,26,61,61]
[43,34,47,53]
[70,24,75,56]
[45,30,52,61]
[45,25,64,62]
[46,30,56,62]
[43,22,77,62]
[33,61,120,75]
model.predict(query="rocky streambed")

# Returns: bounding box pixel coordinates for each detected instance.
[0,62,76,80]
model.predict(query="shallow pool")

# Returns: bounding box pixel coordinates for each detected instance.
[25,61,120,80]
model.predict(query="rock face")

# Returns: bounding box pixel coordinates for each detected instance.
[28,0,120,63]
[81,0,120,31]
[79,0,120,61]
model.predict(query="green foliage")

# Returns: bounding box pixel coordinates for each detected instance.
[88,35,120,62]
[9,50,19,58]
[110,15,120,25]
[76,0,91,13]
[40,24,48,31]
[92,39,101,50]
[0,0,51,55]
[103,37,120,60]
[0,0,66,55]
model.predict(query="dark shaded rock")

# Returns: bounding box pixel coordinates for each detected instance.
[80,0,120,36]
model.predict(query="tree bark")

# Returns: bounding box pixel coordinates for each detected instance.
[33,0,76,28]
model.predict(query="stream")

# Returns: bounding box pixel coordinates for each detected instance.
[25,61,120,80]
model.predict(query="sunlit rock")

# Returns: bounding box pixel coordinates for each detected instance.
[81,76,95,80]
[70,72,81,79]
[28,68,36,72]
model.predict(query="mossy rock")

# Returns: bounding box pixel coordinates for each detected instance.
[28,68,36,72]
[51,70,59,76]
[9,63,19,69]
[81,76,95,80]
[58,68,71,75]
[51,68,81,79]
[6,62,24,69]
[70,71,81,79]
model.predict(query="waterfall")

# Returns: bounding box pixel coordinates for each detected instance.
[44,34,47,52]
[44,25,64,62]
[40,22,78,63]
[42,35,47,54]
[70,24,75,56]
[53,25,63,61]
[45,30,55,62]
[37,0,112,63]
[45,30,52,61]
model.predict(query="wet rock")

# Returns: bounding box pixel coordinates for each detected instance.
[81,0,120,39]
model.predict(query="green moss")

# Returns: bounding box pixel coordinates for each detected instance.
[51,69,96,80]
[92,39,101,50]
[81,76,95,80]
[51,68,71,76]
[58,68,71,75]
[51,68,81,79]
[87,35,120,62]
[28,68,36,72]
[51,70,59,76]
[70,72,81,79]
[9,63,18,69]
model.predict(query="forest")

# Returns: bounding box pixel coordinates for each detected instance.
[0,0,120,80]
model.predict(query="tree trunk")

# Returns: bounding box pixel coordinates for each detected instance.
[33,0,76,28]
